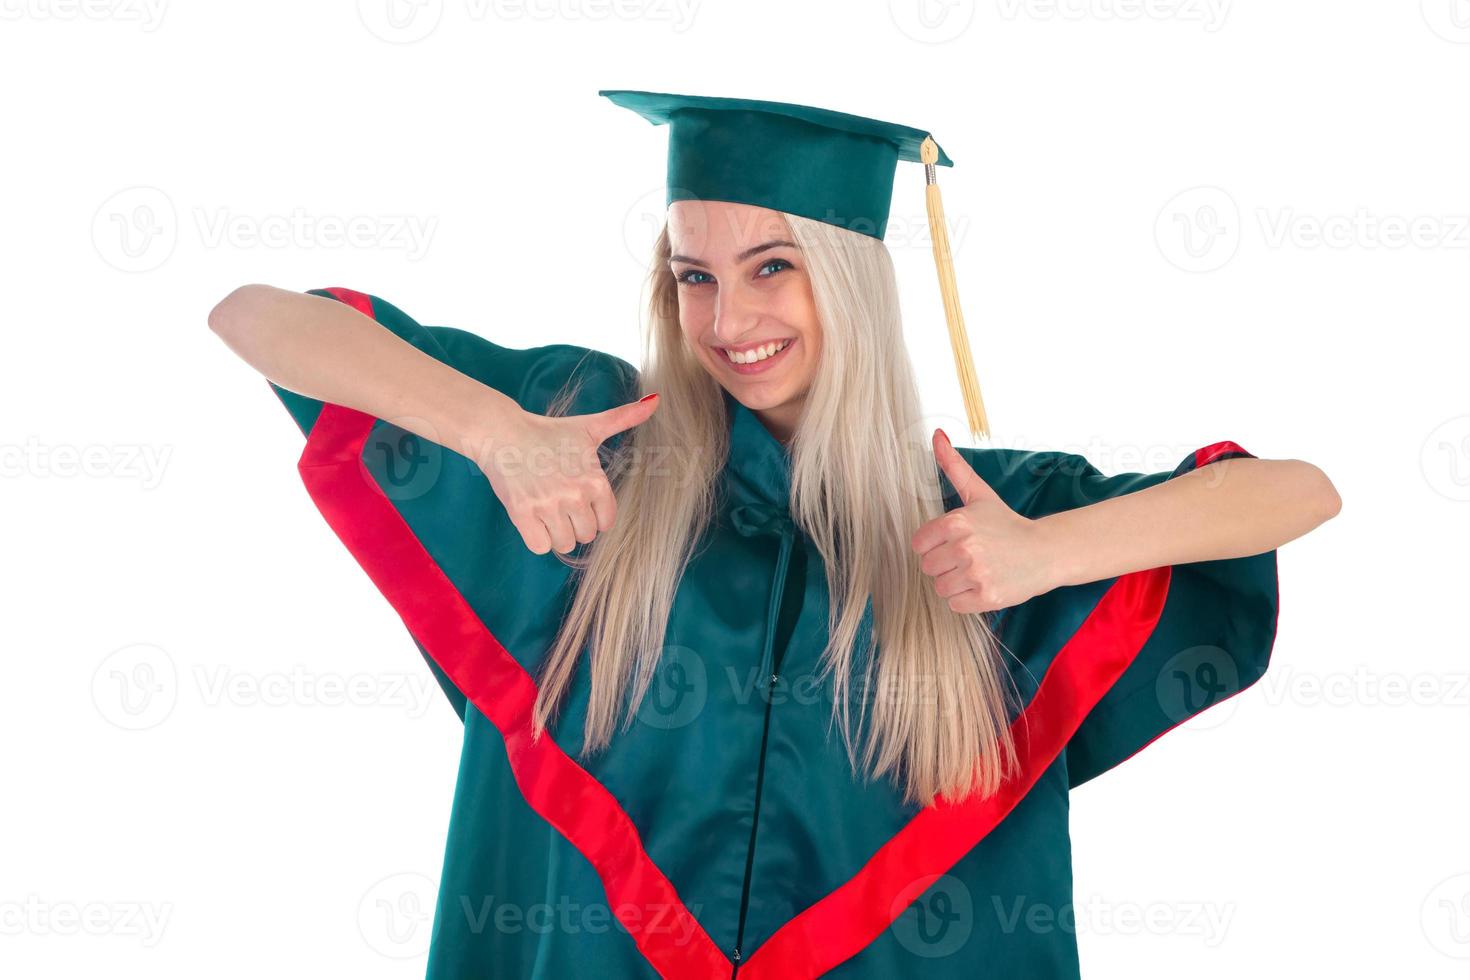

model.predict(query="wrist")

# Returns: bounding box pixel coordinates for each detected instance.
[449,383,518,469]
[1031,511,1086,591]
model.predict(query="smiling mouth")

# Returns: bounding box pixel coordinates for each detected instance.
[718,338,795,371]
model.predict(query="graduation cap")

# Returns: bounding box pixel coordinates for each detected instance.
[600,88,990,439]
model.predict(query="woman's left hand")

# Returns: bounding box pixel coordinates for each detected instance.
[911,429,1062,614]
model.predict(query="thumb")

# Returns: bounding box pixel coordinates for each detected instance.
[584,392,660,444]
[933,428,999,508]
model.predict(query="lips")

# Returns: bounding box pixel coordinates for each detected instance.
[719,337,796,375]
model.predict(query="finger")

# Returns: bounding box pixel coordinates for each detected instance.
[510,512,552,556]
[584,393,659,444]
[933,428,1000,508]
[590,481,617,534]
[945,590,993,615]
[933,566,979,599]
[910,510,968,555]
[539,508,577,555]
[918,540,970,579]
[566,502,598,544]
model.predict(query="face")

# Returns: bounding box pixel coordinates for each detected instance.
[667,200,822,444]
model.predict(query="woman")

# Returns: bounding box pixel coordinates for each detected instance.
[209,91,1339,979]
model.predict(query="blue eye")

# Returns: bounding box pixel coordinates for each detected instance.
[675,269,713,286]
[757,259,791,277]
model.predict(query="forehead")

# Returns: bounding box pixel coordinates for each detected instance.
[666,200,792,259]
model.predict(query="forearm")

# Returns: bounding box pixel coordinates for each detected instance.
[208,284,518,454]
[1035,457,1341,588]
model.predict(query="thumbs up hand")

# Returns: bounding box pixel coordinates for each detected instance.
[469,391,661,556]
[910,428,1061,614]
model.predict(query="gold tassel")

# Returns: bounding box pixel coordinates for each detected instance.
[920,135,990,440]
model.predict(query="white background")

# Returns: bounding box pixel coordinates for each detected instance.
[3,1,1466,977]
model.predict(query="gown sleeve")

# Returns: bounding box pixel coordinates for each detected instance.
[955,442,1280,788]
[268,286,640,720]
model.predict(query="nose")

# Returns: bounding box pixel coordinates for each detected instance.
[713,279,760,344]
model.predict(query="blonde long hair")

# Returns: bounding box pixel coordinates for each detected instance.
[531,212,1019,807]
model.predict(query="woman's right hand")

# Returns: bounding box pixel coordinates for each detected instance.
[469,393,660,555]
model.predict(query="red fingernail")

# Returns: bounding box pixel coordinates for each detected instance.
[638,392,659,403]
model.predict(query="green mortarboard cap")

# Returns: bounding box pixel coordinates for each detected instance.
[600,88,991,438]
[599,88,951,241]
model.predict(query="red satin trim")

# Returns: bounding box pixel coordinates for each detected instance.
[1195,440,1250,467]
[1103,438,1275,772]
[738,567,1172,979]
[321,285,374,318]
[290,284,1239,980]
[293,289,729,980]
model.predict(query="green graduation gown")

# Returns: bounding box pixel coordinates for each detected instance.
[266,286,1280,979]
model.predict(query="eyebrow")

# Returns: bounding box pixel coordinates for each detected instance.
[669,239,796,267]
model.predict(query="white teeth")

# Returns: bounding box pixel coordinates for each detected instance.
[724,339,789,364]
